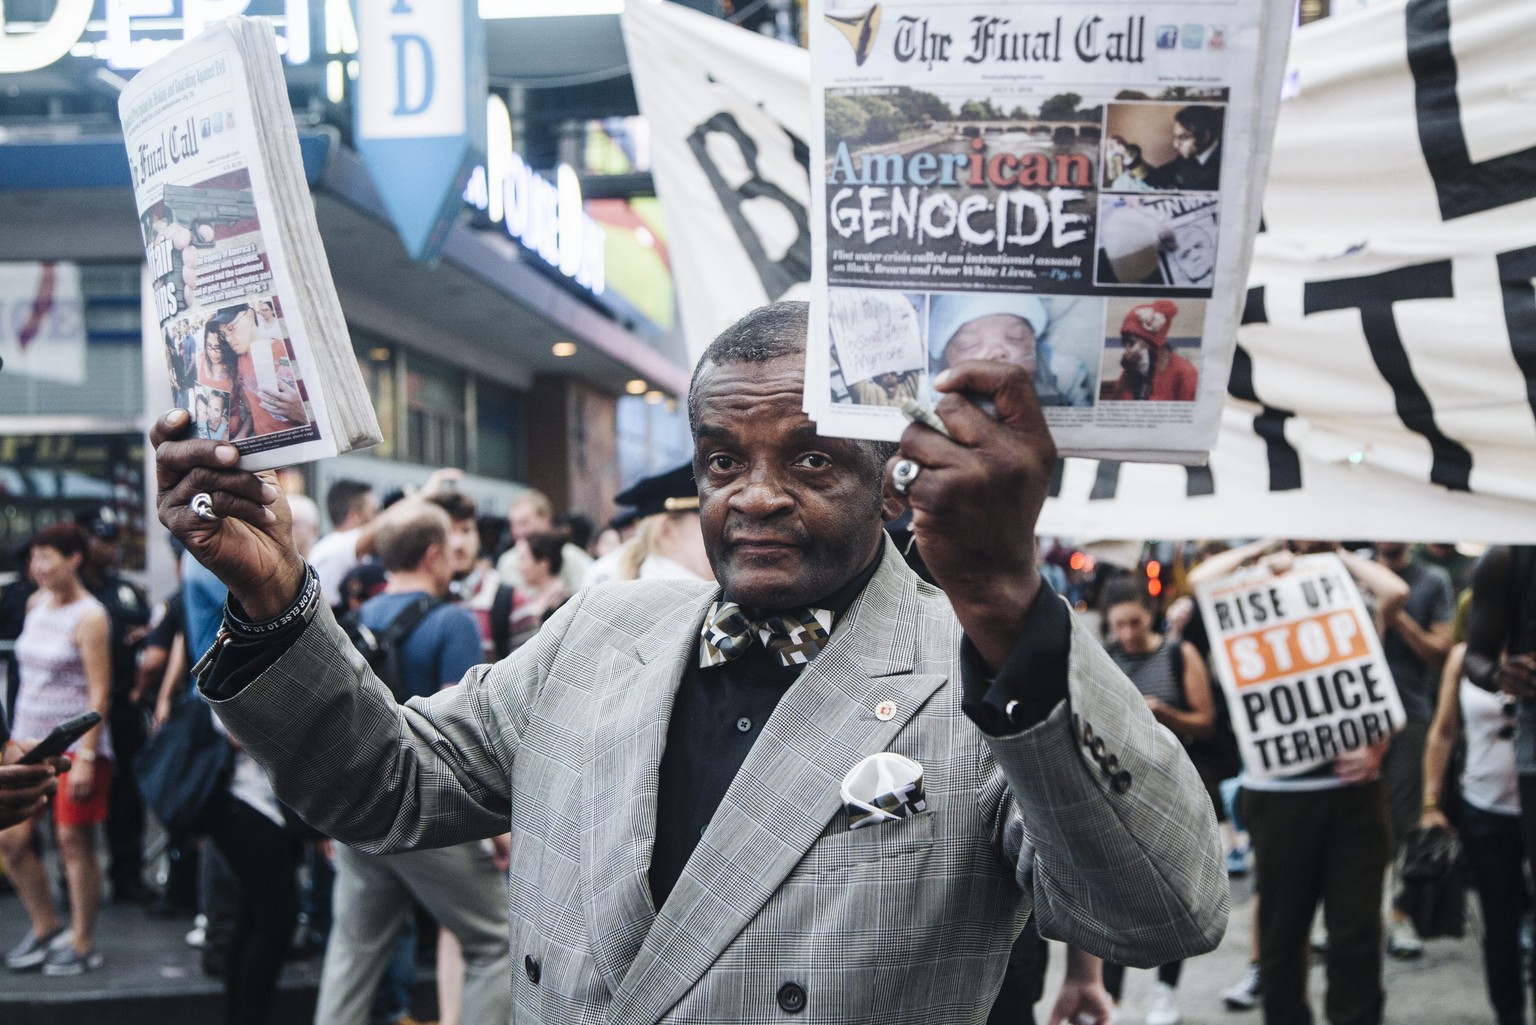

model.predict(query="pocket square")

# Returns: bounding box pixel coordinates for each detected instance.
[841,752,926,830]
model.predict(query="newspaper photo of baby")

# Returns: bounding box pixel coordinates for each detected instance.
[925,292,1102,409]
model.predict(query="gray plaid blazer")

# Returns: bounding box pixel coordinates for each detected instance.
[211,540,1227,1024]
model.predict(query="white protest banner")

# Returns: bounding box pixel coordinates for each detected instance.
[622,0,812,365]
[1196,553,1405,781]
[632,0,1536,539]
[0,261,87,385]
[1040,0,1536,539]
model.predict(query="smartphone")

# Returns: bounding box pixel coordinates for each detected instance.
[17,711,102,765]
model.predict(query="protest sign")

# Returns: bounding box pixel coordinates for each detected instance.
[803,0,1293,459]
[1196,552,1405,780]
[828,289,926,401]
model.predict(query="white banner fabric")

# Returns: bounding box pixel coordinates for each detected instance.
[627,0,1536,540]
[622,0,813,364]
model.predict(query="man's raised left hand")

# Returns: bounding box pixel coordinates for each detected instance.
[887,359,1057,671]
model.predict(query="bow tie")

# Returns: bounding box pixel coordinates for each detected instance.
[699,601,834,669]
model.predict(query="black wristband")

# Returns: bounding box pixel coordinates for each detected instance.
[224,564,321,639]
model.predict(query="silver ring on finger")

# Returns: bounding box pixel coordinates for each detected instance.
[892,458,921,495]
[190,491,221,522]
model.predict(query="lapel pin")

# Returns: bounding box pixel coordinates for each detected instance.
[875,700,897,721]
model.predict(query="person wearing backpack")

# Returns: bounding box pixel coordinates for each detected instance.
[319,502,510,1025]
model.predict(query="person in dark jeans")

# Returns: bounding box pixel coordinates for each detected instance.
[1373,542,1454,959]
[181,552,302,1025]
[1463,547,1536,1025]
[1423,638,1528,1025]
[203,793,301,1025]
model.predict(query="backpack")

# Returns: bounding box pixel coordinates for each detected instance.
[340,594,441,704]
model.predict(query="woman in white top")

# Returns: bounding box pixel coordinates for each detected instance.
[1422,638,1528,1025]
[0,523,112,976]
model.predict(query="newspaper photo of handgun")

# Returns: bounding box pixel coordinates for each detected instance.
[162,183,259,247]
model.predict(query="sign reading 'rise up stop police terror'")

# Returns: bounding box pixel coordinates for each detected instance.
[1196,553,1405,781]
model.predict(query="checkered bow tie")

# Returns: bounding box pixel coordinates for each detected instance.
[699,601,834,669]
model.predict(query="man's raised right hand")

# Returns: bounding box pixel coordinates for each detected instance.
[152,408,306,620]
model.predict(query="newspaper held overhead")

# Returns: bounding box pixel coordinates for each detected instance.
[1195,553,1406,783]
[806,0,1291,463]
[119,17,381,472]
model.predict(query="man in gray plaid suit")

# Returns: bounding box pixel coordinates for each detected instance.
[154,301,1227,1025]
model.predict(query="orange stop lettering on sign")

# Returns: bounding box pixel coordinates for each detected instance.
[1224,610,1370,687]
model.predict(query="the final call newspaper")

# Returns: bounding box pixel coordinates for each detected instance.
[805,0,1289,462]
[120,22,338,470]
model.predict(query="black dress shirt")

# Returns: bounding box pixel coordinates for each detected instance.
[649,550,885,908]
[647,546,1072,908]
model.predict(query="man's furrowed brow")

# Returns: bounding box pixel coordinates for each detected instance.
[784,424,826,446]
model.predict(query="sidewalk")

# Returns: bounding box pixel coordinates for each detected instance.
[1,872,1496,1024]
[0,891,441,1025]
[1045,875,1495,1025]
[0,894,322,1025]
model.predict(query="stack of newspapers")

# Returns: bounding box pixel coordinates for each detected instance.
[119,16,381,471]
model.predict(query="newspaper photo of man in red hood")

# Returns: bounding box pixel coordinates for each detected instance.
[1108,299,1200,402]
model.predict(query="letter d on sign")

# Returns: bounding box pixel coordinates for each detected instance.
[391,34,435,116]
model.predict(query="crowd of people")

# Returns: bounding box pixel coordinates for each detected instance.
[0,446,1532,1025]
[0,463,717,1023]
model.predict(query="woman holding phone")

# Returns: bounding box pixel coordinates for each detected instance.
[0,523,112,976]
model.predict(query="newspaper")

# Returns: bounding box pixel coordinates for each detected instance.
[806,0,1291,462]
[1195,553,1405,782]
[120,18,380,471]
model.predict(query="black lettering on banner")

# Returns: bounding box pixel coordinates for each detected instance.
[1089,459,1121,500]
[1304,261,1471,491]
[1185,465,1214,497]
[1229,289,1302,491]
[1496,245,1536,428]
[1230,354,1302,494]
[686,112,812,301]
[1406,0,1536,221]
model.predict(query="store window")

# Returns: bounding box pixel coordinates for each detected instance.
[405,353,467,469]
[0,433,147,574]
[476,380,525,481]
[616,393,691,489]
[352,335,398,458]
